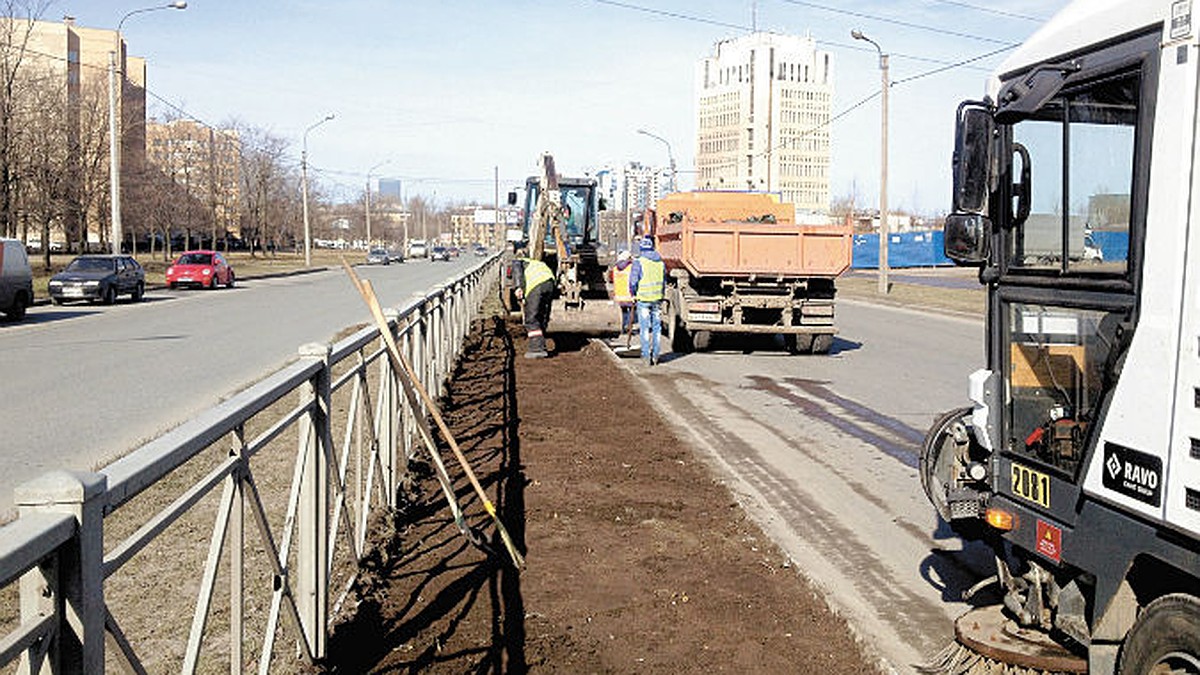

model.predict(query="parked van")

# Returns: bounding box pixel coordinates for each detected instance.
[0,238,33,320]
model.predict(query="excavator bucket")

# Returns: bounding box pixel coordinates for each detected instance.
[546,298,623,336]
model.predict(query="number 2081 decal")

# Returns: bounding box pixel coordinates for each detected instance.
[1011,462,1051,508]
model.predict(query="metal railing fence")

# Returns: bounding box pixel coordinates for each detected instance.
[0,254,501,673]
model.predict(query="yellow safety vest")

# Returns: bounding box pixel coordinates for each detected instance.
[635,257,665,302]
[521,258,554,295]
[612,265,633,303]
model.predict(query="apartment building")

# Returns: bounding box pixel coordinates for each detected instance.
[146,119,242,239]
[7,16,148,246]
[594,163,672,214]
[451,207,518,249]
[695,32,833,214]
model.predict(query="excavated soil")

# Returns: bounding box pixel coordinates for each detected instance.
[317,309,878,674]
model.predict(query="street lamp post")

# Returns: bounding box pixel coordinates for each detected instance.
[637,128,677,194]
[365,160,389,247]
[852,29,890,295]
[109,1,187,255]
[301,114,335,267]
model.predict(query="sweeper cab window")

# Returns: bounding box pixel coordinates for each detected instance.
[1003,70,1138,277]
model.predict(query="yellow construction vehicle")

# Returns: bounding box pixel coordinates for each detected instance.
[502,153,621,334]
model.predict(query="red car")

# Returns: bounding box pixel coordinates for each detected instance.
[166,250,235,289]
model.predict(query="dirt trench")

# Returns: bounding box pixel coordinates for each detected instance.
[316,308,879,674]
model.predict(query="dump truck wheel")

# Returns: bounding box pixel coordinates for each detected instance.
[1119,594,1200,675]
[811,334,833,354]
[676,324,696,353]
[693,330,712,351]
[671,323,693,353]
[785,334,813,354]
[668,295,694,353]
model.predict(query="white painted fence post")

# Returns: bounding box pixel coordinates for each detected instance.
[296,343,330,660]
[380,309,400,507]
[432,288,446,397]
[410,293,429,411]
[15,471,107,674]
[400,322,416,466]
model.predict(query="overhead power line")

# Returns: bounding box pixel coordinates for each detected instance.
[926,0,1048,23]
[754,41,1017,161]
[591,0,748,31]
[777,0,1019,47]
[823,38,992,71]
[891,42,1015,85]
[589,0,1000,72]
[14,44,223,132]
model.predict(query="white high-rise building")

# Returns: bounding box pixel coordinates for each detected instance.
[695,32,833,214]
[596,163,673,214]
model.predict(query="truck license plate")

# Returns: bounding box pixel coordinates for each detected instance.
[1011,462,1050,508]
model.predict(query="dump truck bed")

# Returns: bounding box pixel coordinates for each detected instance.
[653,192,852,279]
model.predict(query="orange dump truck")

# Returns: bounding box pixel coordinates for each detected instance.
[648,191,852,353]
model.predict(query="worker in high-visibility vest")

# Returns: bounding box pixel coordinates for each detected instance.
[512,241,555,359]
[628,235,665,366]
[610,249,635,335]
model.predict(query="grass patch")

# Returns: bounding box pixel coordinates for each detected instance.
[836,268,985,317]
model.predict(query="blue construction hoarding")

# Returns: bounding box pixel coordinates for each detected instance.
[852,231,951,268]
[851,229,1130,268]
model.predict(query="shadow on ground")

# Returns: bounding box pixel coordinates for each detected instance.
[320,314,527,673]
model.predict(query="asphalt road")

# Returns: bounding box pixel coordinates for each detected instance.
[5,260,992,670]
[0,256,485,514]
[626,299,992,673]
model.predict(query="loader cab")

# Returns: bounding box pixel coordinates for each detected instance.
[520,177,602,252]
[947,28,1159,493]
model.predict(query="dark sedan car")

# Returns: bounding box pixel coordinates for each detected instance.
[48,254,145,305]
[430,246,450,262]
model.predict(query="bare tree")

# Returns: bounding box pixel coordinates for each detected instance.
[13,61,68,269]
[407,194,434,242]
[128,158,193,260]
[232,122,290,256]
[0,2,54,238]
[204,125,240,252]
[72,76,115,253]
[829,178,860,227]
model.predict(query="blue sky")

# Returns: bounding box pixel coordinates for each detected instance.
[61,0,1070,213]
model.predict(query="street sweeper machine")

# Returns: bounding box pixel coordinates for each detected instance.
[920,1,1200,673]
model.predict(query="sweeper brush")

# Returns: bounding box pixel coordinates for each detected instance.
[917,606,1086,675]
